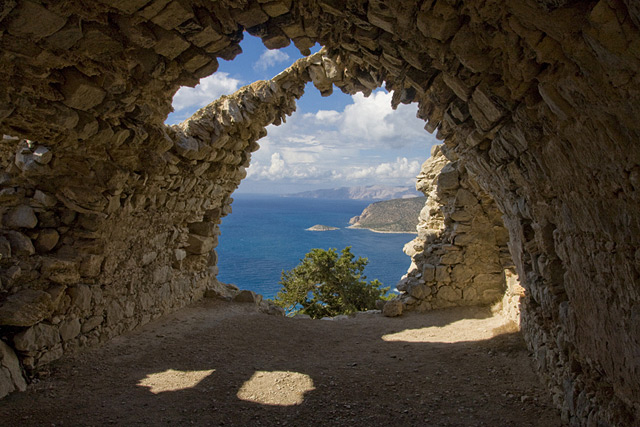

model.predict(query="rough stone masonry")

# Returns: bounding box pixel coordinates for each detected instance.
[0,1,638,426]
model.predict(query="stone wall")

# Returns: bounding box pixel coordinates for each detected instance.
[0,49,354,396]
[0,1,638,425]
[396,144,514,312]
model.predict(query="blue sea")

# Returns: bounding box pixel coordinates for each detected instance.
[216,194,415,300]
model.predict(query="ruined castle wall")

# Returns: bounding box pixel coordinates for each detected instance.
[0,1,638,425]
[0,49,352,396]
[396,144,515,314]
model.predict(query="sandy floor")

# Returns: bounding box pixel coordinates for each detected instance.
[0,299,562,426]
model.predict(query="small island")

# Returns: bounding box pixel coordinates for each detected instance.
[306,224,339,231]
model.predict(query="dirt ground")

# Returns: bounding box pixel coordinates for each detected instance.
[0,299,562,426]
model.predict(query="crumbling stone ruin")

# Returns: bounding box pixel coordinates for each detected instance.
[397,144,518,314]
[0,1,638,425]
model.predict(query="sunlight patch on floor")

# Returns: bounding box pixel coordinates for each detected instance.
[237,371,315,406]
[137,369,215,394]
[382,316,513,343]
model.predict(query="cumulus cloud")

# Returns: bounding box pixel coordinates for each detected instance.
[171,72,242,113]
[304,109,341,124]
[345,157,421,183]
[247,152,326,181]
[340,91,426,147]
[241,87,436,192]
[254,49,290,71]
[247,151,422,188]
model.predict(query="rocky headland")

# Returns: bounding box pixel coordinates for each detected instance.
[348,197,426,233]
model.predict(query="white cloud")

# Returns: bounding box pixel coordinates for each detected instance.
[247,152,326,181]
[254,49,290,71]
[340,91,426,147]
[171,72,242,113]
[241,88,436,192]
[345,157,421,183]
[304,109,341,124]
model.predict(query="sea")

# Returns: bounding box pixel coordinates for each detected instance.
[216,194,416,300]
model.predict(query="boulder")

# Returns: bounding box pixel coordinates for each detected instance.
[4,205,37,229]
[35,229,59,253]
[13,323,61,352]
[5,231,35,256]
[0,340,27,399]
[41,258,80,284]
[185,234,216,255]
[234,290,262,304]
[259,300,285,316]
[0,289,53,327]
[382,300,404,317]
[204,281,239,301]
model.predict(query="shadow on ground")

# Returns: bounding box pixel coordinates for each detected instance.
[0,300,561,426]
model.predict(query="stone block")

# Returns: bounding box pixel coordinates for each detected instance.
[422,264,436,281]
[437,164,459,191]
[261,0,291,17]
[80,255,104,277]
[0,339,27,399]
[407,283,430,299]
[474,273,505,289]
[152,26,191,60]
[68,285,92,312]
[0,236,10,259]
[6,1,66,39]
[37,344,63,365]
[114,16,156,48]
[451,264,474,284]
[59,318,81,341]
[234,290,262,304]
[382,300,403,317]
[178,48,213,73]
[99,0,151,14]
[33,190,57,208]
[35,229,59,253]
[4,205,37,229]
[233,3,269,28]
[60,70,106,111]
[41,258,80,285]
[5,231,35,256]
[151,1,194,30]
[262,28,290,50]
[32,146,52,165]
[106,301,124,326]
[469,85,506,131]
[0,290,53,327]
[14,323,60,352]
[187,221,217,237]
[81,315,103,333]
[437,286,462,302]
[435,265,451,282]
[440,250,463,265]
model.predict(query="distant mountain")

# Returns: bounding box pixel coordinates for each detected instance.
[285,185,422,200]
[348,197,427,233]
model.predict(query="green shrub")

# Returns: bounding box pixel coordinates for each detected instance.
[272,247,389,318]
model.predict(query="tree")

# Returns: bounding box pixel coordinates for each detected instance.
[272,247,389,318]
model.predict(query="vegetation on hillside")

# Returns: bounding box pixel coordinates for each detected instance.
[349,197,426,233]
[271,247,389,318]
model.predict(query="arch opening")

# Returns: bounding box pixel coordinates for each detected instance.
[0,1,638,425]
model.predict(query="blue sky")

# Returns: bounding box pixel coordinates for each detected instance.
[166,35,438,194]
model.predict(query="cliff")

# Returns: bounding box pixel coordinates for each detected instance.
[348,197,426,233]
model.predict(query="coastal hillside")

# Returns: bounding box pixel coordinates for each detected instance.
[286,185,422,200]
[349,197,426,233]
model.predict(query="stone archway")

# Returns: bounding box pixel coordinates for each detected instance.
[0,1,638,425]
